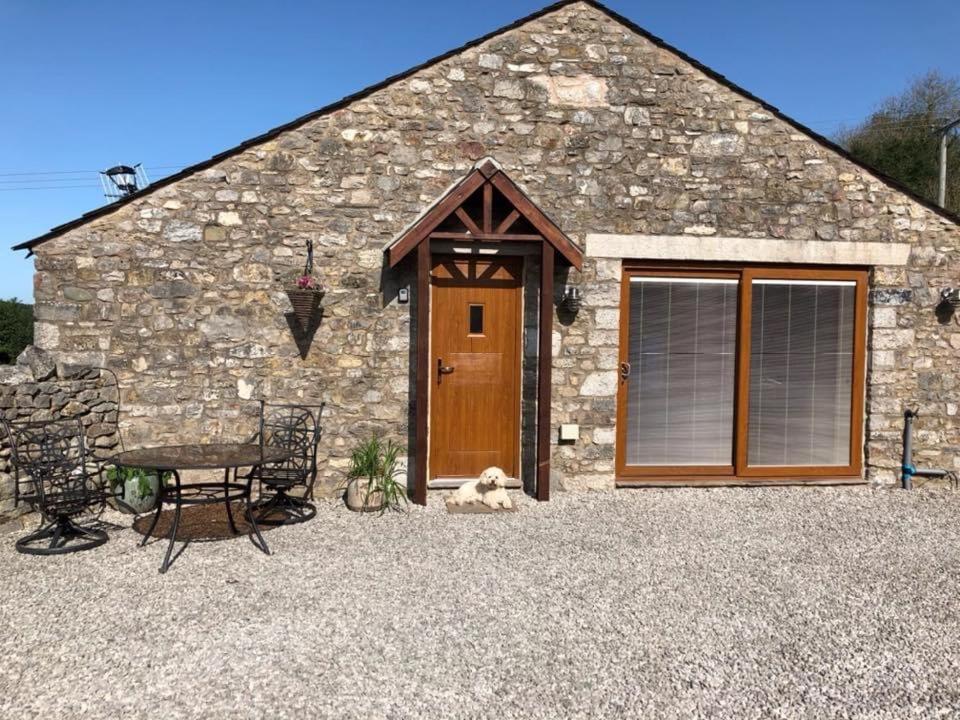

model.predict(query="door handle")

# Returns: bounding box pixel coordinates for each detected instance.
[437,358,454,381]
[619,362,631,381]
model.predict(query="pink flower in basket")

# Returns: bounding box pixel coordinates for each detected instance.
[296,274,317,290]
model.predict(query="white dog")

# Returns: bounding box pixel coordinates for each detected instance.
[448,466,513,510]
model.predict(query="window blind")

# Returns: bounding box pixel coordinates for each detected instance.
[747,280,855,466]
[625,277,737,466]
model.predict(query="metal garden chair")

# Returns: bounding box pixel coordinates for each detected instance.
[249,401,323,525]
[2,417,108,555]
[9,368,123,514]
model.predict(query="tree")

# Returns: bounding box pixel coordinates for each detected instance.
[0,298,33,364]
[837,71,960,214]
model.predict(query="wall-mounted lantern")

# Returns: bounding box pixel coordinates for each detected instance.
[560,286,581,314]
[100,164,149,200]
[940,287,960,310]
[934,287,960,325]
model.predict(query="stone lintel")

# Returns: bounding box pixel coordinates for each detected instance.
[585,234,912,267]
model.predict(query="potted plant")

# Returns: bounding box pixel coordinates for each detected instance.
[345,437,408,513]
[285,239,325,328]
[105,465,167,515]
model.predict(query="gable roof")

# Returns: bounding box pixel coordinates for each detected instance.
[14,0,960,254]
[386,158,583,269]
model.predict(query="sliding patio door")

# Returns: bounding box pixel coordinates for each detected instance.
[616,265,866,482]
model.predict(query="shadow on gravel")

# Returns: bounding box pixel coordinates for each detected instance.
[133,502,282,544]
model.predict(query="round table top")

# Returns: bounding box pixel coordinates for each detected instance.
[112,443,292,471]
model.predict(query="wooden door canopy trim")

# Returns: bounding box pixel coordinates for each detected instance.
[428,232,544,242]
[386,159,583,270]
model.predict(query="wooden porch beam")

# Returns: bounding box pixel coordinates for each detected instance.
[427,232,544,242]
[536,243,554,502]
[388,171,486,268]
[483,182,493,234]
[495,209,521,234]
[477,159,499,179]
[413,240,430,505]
[454,207,483,237]
[489,172,583,270]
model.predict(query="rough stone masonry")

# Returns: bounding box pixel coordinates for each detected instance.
[18,1,960,495]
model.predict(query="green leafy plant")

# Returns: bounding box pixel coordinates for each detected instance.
[106,465,169,502]
[347,437,408,513]
[837,71,960,214]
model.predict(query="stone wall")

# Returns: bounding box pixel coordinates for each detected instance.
[24,1,960,493]
[0,347,120,527]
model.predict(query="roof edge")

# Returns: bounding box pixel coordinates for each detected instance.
[14,0,960,253]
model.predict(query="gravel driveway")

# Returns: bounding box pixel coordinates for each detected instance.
[2,487,960,719]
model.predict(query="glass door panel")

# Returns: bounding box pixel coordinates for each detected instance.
[624,276,738,467]
[747,279,856,467]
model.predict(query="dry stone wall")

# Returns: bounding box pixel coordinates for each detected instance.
[25,2,960,493]
[0,347,120,527]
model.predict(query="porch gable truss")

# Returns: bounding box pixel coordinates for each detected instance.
[386,160,583,270]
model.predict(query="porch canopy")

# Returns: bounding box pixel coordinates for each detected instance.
[386,159,583,504]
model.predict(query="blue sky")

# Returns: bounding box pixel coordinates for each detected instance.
[1,0,957,301]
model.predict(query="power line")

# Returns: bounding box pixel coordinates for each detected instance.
[0,177,117,185]
[0,164,186,178]
[0,169,96,177]
[828,120,945,131]
[811,118,939,127]
[0,164,187,192]
[0,185,100,192]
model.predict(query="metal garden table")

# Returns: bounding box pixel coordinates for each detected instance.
[113,443,291,573]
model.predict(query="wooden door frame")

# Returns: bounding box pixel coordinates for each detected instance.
[413,243,557,504]
[427,253,524,483]
[615,261,868,486]
[413,241,431,505]
[391,161,582,505]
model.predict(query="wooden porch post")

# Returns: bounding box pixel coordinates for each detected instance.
[413,240,430,505]
[536,243,554,501]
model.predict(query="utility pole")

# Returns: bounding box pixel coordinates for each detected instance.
[936,117,960,208]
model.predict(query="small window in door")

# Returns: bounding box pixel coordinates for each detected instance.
[468,304,484,335]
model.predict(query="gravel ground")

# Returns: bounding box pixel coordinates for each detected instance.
[2,487,960,719]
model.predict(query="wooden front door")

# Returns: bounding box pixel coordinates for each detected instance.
[429,255,522,480]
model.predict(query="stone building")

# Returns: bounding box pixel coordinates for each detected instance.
[12,0,960,504]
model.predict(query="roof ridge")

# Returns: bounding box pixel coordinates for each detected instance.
[13,0,959,252]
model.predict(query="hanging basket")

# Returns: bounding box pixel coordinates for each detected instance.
[286,288,324,327]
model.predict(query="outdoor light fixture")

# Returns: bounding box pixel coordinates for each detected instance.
[104,165,138,194]
[99,164,149,200]
[560,286,581,313]
[934,287,960,324]
[941,287,960,310]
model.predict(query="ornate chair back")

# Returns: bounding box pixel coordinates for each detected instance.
[257,401,322,495]
[3,417,96,520]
